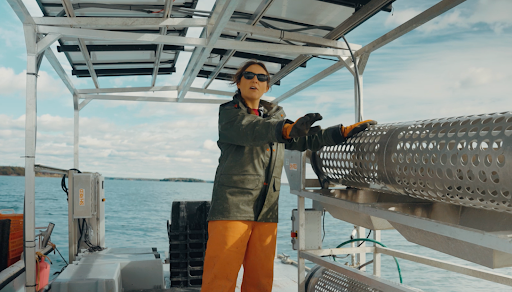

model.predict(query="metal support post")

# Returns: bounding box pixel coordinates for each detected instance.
[373,230,381,277]
[357,226,366,270]
[74,108,79,169]
[298,195,306,292]
[354,65,363,122]
[68,170,76,262]
[23,24,40,292]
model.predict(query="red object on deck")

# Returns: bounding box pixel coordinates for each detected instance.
[0,210,24,267]
[37,259,50,290]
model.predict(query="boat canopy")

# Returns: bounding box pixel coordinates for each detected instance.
[5,1,468,291]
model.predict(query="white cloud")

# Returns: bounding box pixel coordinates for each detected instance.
[0,67,67,98]
[385,1,512,34]
[203,139,218,151]
[0,113,221,180]
[455,67,503,88]
[176,150,201,157]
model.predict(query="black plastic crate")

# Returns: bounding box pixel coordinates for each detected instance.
[168,201,210,288]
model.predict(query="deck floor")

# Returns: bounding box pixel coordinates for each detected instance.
[158,258,299,292]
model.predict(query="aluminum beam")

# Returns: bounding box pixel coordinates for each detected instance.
[203,0,274,89]
[7,0,35,25]
[23,24,39,292]
[44,48,77,96]
[32,17,208,29]
[297,195,306,292]
[78,99,92,111]
[77,86,234,97]
[273,61,346,104]
[357,0,466,56]
[177,0,240,102]
[268,0,392,86]
[74,109,79,168]
[33,16,360,51]
[36,33,61,55]
[273,0,467,103]
[151,0,174,87]
[60,0,100,88]
[78,86,177,94]
[305,246,375,256]
[37,26,349,57]
[373,230,382,277]
[294,190,512,255]
[223,21,361,50]
[79,94,230,104]
[377,247,512,287]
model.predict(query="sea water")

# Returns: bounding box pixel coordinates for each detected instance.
[1,175,511,291]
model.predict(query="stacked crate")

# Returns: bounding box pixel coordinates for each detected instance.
[0,210,24,266]
[168,201,210,288]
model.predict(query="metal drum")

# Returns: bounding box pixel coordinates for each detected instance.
[311,112,512,213]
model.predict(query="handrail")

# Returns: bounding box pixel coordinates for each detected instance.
[34,164,69,175]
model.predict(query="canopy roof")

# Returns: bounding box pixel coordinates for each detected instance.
[32,0,393,92]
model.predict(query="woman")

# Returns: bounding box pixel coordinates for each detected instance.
[201,60,375,292]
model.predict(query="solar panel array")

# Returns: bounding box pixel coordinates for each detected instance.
[35,0,393,88]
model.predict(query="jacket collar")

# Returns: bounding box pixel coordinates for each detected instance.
[233,92,280,116]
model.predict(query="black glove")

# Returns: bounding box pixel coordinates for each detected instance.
[283,113,323,139]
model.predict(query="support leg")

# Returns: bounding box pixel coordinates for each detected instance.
[23,24,41,292]
[74,108,79,169]
[297,196,306,292]
[373,230,382,277]
[354,71,363,122]
[357,226,366,270]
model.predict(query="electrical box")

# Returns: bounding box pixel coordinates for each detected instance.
[291,209,323,250]
[73,173,95,218]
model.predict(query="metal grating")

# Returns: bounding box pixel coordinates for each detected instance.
[305,265,423,292]
[312,112,512,213]
[313,269,383,292]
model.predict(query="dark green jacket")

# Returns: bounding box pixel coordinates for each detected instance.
[208,94,344,223]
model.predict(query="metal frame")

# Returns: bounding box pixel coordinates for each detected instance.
[151,0,174,87]
[286,152,512,291]
[202,0,274,89]
[5,0,476,291]
[177,0,241,102]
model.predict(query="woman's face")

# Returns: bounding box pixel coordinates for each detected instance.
[237,64,269,106]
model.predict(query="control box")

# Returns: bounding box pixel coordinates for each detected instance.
[73,173,95,218]
[291,209,323,250]
[69,172,105,262]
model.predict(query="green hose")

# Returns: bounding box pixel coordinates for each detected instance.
[336,238,403,284]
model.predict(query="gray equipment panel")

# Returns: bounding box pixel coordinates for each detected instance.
[73,173,94,218]
[291,209,322,250]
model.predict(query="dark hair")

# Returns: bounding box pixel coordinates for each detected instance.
[230,60,270,86]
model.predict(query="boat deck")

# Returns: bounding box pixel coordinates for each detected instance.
[158,258,299,292]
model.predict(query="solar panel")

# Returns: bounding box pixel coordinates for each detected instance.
[33,0,393,87]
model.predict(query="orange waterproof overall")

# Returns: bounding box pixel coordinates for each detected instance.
[201,220,277,292]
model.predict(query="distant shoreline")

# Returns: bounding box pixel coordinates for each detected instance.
[0,166,212,183]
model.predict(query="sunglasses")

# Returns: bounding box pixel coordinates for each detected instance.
[242,71,269,82]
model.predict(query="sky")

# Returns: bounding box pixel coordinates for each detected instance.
[0,0,511,181]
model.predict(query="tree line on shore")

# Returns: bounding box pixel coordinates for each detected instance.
[0,166,211,182]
